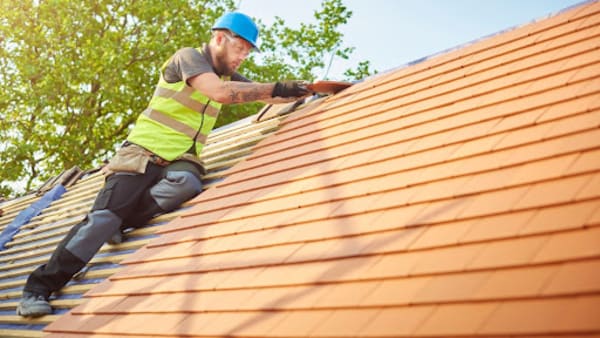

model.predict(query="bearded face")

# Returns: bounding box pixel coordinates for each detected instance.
[213,31,252,76]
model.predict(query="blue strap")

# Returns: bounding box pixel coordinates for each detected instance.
[0,184,66,250]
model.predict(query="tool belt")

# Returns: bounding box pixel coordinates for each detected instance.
[103,142,205,176]
[104,142,170,175]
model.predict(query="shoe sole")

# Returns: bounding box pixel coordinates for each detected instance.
[16,304,52,317]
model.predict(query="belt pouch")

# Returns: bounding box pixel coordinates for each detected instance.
[106,145,150,174]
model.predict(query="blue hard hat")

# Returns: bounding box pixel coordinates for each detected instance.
[212,12,260,51]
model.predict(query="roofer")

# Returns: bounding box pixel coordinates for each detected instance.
[17,12,309,317]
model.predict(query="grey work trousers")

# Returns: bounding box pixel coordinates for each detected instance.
[23,161,202,298]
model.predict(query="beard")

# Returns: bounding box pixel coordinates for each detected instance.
[214,61,235,76]
[213,50,236,76]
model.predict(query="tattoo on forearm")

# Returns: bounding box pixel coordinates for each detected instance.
[228,89,240,103]
[226,82,271,103]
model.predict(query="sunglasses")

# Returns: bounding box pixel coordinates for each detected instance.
[222,32,252,58]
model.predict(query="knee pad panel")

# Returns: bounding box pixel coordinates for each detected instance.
[150,171,202,211]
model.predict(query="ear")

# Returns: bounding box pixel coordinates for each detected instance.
[215,31,226,46]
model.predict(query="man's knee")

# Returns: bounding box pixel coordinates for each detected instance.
[150,171,202,211]
[64,210,122,263]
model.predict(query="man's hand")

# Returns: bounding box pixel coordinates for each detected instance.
[272,80,310,98]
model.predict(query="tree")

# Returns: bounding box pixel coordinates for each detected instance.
[0,0,375,197]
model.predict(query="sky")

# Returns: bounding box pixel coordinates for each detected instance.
[237,0,585,80]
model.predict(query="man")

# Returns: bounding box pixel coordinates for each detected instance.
[17,12,309,317]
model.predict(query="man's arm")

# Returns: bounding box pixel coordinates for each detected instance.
[188,72,308,104]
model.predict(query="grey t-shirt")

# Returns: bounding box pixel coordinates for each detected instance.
[162,46,250,84]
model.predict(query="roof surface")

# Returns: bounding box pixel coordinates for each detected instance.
[20,1,600,336]
[0,101,306,337]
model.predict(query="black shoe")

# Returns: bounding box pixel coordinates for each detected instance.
[16,292,52,317]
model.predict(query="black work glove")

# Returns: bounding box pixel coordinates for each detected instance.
[272,80,309,98]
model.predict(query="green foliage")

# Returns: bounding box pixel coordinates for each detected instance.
[344,60,378,81]
[0,0,375,197]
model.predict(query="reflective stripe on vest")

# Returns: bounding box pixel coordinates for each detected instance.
[153,86,220,118]
[127,49,226,161]
[142,108,208,145]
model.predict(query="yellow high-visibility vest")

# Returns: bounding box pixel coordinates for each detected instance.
[127,49,226,161]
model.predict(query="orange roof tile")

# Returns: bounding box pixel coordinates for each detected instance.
[44,1,600,337]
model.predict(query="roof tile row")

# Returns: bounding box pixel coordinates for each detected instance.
[45,1,600,337]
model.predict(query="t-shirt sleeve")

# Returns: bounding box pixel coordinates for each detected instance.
[231,72,252,83]
[162,47,213,84]
[162,47,252,84]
